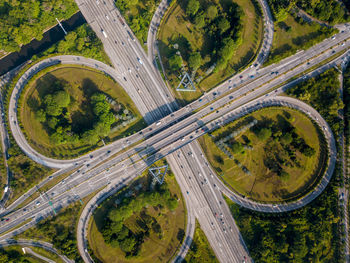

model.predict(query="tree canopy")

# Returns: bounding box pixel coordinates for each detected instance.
[0,0,78,52]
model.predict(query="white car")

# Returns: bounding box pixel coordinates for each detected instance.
[137,57,143,65]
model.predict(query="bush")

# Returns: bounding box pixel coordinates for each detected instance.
[186,0,200,16]
[168,54,182,71]
[188,52,202,70]
[256,128,272,140]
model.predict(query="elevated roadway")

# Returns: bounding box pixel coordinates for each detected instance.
[3,1,350,262]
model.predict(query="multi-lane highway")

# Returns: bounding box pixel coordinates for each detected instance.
[4,29,350,262]
[4,38,349,261]
[1,0,350,262]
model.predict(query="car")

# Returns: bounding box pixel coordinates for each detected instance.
[239,75,243,79]
[332,36,336,40]
[137,57,143,64]
[90,155,93,158]
[105,15,109,20]
[121,41,125,46]
[186,191,189,194]
[107,150,111,154]
[213,92,217,96]
[36,201,41,206]
[123,77,127,81]
[5,218,9,222]
[229,96,233,99]
[210,107,214,111]
[101,29,107,38]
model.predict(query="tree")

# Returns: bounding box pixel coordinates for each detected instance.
[217,18,231,34]
[168,54,182,71]
[186,0,200,16]
[231,141,244,154]
[93,101,110,116]
[47,117,59,129]
[35,109,46,122]
[188,52,202,70]
[194,13,205,28]
[53,90,70,108]
[303,146,315,157]
[91,93,106,103]
[206,5,218,20]
[256,128,272,140]
[216,37,236,71]
[119,237,136,253]
[280,171,290,181]
[280,132,293,144]
[167,198,178,211]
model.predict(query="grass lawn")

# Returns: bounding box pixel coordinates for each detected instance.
[199,107,327,202]
[265,13,336,65]
[21,65,146,159]
[184,220,218,263]
[158,0,263,104]
[17,188,103,262]
[30,246,65,263]
[88,170,186,263]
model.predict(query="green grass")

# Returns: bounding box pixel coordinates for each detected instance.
[199,107,326,202]
[30,246,65,263]
[88,171,186,263]
[265,13,337,65]
[158,0,263,104]
[115,0,161,50]
[0,246,47,263]
[184,221,218,263]
[16,190,101,262]
[224,177,341,262]
[20,65,146,159]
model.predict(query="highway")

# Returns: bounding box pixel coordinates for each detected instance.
[4,38,349,261]
[1,0,350,262]
[3,24,350,262]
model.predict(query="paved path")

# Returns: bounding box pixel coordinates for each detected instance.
[0,63,27,208]
[23,247,55,263]
[0,238,73,263]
